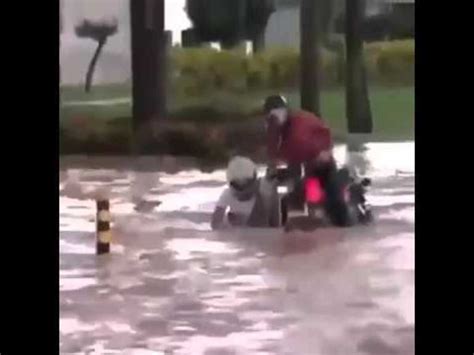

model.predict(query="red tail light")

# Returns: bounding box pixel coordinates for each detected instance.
[343,186,350,203]
[305,177,325,204]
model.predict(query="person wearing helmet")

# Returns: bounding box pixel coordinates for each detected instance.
[211,156,278,230]
[263,94,351,227]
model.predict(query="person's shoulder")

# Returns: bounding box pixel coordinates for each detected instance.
[290,109,320,120]
[220,187,233,199]
[216,187,233,207]
[289,110,325,126]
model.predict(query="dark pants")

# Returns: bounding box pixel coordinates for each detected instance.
[288,159,351,227]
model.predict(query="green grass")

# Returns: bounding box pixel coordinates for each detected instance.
[291,86,414,140]
[60,84,414,141]
[60,83,132,102]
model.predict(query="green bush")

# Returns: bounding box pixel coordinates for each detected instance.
[374,40,414,84]
[244,52,271,90]
[208,50,247,92]
[171,47,249,95]
[264,48,300,88]
[58,119,137,155]
[170,47,216,96]
[170,40,413,95]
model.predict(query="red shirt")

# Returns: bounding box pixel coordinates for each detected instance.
[267,110,333,164]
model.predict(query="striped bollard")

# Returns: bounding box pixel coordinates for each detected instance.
[96,199,112,255]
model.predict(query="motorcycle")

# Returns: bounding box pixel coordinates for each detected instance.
[268,164,373,231]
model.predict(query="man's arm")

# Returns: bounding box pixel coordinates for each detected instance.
[266,118,281,168]
[313,119,333,151]
[211,207,227,230]
[211,190,230,230]
[312,118,334,162]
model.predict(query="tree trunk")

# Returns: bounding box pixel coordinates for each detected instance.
[319,0,345,84]
[334,40,345,84]
[60,0,63,88]
[220,40,239,50]
[345,0,373,133]
[300,0,323,116]
[85,38,106,93]
[220,0,248,51]
[130,0,167,153]
[252,30,265,53]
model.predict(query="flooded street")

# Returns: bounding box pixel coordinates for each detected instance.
[60,142,414,355]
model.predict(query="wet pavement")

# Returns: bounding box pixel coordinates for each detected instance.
[60,142,414,355]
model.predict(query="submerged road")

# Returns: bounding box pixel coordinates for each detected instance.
[60,142,414,355]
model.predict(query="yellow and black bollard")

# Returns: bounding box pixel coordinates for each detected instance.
[96,199,112,255]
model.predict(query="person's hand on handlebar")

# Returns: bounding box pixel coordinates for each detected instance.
[265,159,282,180]
[316,150,332,163]
[265,165,278,180]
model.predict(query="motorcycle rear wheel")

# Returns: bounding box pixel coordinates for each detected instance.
[280,195,288,227]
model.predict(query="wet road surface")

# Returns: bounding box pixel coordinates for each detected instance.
[60,143,414,355]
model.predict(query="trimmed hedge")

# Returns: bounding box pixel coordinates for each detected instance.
[59,118,255,162]
[169,40,414,95]
[364,40,414,85]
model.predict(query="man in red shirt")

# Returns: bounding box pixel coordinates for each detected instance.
[263,94,351,227]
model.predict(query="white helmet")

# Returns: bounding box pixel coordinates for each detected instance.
[226,156,257,183]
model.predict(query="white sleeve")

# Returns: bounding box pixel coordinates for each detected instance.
[216,188,231,208]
